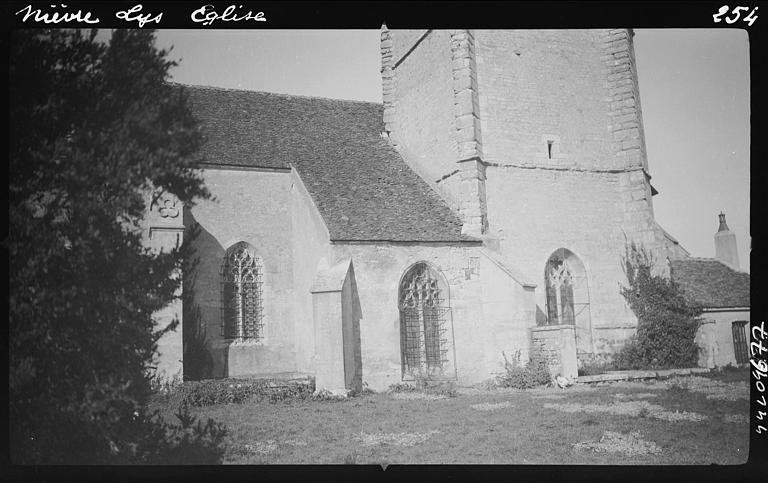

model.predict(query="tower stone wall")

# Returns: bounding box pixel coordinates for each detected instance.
[382,28,683,357]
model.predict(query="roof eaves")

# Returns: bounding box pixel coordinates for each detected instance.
[330,238,482,244]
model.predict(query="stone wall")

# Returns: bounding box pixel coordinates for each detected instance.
[383,29,456,195]
[383,28,684,360]
[695,309,751,368]
[185,168,299,378]
[182,166,535,388]
[530,325,577,379]
[531,327,561,369]
[383,28,488,236]
[330,242,534,390]
[143,189,185,382]
[289,168,333,375]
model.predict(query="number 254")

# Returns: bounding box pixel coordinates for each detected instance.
[713,6,759,25]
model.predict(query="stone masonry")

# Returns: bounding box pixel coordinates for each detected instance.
[383,28,685,360]
[450,29,488,236]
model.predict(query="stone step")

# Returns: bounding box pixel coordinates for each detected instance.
[576,367,710,384]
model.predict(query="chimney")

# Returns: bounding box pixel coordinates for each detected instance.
[714,212,740,269]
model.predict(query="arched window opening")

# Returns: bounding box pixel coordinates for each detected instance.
[221,242,263,341]
[544,248,593,358]
[545,252,577,325]
[399,262,452,378]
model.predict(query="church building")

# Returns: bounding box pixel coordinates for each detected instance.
[144,29,749,392]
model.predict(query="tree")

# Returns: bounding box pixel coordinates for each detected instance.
[614,243,703,370]
[9,29,218,464]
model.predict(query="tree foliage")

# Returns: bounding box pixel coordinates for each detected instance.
[9,29,217,463]
[614,244,703,370]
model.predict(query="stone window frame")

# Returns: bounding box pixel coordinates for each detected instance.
[544,248,590,327]
[220,241,264,342]
[397,261,456,381]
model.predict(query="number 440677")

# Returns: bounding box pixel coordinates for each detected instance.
[754,322,768,434]
[713,6,758,26]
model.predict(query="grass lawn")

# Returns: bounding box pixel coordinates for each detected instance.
[149,370,749,465]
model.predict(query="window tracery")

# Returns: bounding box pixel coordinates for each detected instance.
[221,243,263,341]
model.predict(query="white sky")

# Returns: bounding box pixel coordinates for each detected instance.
[154,29,750,272]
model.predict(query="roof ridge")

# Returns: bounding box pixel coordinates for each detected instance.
[674,257,751,275]
[175,82,383,107]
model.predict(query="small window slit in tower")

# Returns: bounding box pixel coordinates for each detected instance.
[547,140,554,159]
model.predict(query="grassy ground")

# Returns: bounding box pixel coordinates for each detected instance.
[149,369,749,465]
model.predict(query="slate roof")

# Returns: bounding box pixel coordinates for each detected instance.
[669,258,750,309]
[184,85,474,243]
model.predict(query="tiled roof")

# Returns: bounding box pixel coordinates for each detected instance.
[669,258,750,309]
[184,85,474,243]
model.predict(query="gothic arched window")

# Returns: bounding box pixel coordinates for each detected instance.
[544,248,594,356]
[399,262,453,378]
[221,242,263,341]
[545,251,576,326]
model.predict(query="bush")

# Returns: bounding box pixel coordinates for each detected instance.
[123,405,227,464]
[387,374,457,397]
[388,382,418,393]
[614,244,703,370]
[424,382,458,398]
[311,389,350,402]
[349,382,376,397]
[176,378,315,407]
[9,29,211,464]
[496,351,552,389]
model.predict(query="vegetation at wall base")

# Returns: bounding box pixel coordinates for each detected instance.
[613,244,703,370]
[170,378,316,407]
[496,350,552,389]
[8,29,222,463]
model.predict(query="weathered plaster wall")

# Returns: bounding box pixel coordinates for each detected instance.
[696,310,751,368]
[485,167,637,354]
[143,190,184,382]
[329,243,533,390]
[478,251,537,372]
[185,168,297,378]
[289,168,333,375]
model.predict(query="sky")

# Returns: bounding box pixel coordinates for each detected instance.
[154,29,750,272]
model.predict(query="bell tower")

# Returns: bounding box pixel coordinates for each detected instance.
[380,28,685,356]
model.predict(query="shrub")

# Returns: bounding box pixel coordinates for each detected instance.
[496,350,552,389]
[311,389,349,402]
[176,378,315,407]
[349,382,376,397]
[110,405,226,465]
[388,382,418,393]
[387,375,457,397]
[614,244,703,370]
[425,382,458,398]
[123,404,227,464]
[8,29,211,464]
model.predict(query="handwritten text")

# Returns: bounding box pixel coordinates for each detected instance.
[191,4,266,26]
[116,4,162,28]
[15,3,100,24]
